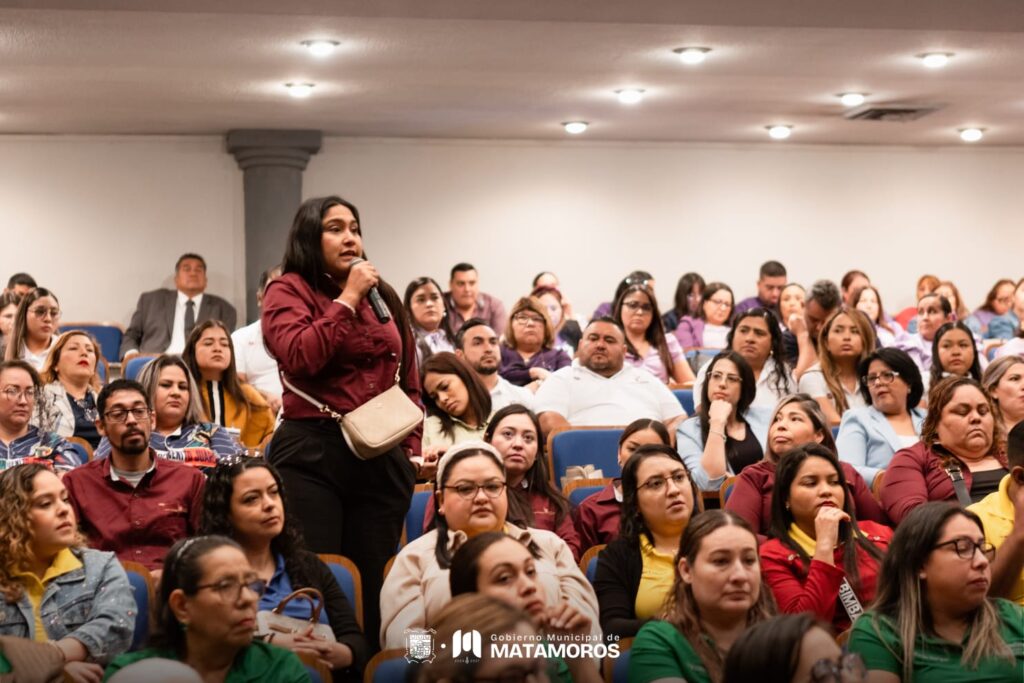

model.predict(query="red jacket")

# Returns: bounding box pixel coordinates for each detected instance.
[880,441,1009,525]
[573,482,622,550]
[760,520,892,632]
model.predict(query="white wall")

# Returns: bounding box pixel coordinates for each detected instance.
[1,134,1021,331]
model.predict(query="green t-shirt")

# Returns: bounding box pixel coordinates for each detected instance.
[629,620,711,683]
[103,642,310,683]
[848,599,1024,683]
[0,652,11,675]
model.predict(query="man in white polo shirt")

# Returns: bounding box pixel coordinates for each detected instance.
[535,317,686,438]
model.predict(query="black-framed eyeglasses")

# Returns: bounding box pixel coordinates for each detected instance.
[512,313,545,326]
[622,301,653,313]
[810,653,866,683]
[103,407,151,423]
[863,371,900,387]
[638,471,689,494]
[443,480,506,500]
[195,576,267,602]
[933,537,996,561]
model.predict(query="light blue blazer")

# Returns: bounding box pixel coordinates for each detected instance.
[836,405,926,487]
[676,405,771,491]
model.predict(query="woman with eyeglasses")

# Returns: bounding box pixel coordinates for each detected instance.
[4,288,61,370]
[674,282,735,354]
[379,441,598,650]
[590,270,655,321]
[678,351,771,491]
[404,276,456,366]
[0,360,78,471]
[198,458,367,680]
[593,444,702,638]
[614,283,693,385]
[848,502,1024,682]
[629,510,776,683]
[798,308,876,427]
[988,278,1024,342]
[499,297,571,389]
[663,272,706,334]
[837,348,925,488]
[35,331,105,449]
[105,535,310,683]
[0,464,135,683]
[723,613,865,683]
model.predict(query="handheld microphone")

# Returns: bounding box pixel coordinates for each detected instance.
[349,257,392,323]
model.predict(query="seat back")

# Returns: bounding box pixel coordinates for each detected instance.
[405,485,434,546]
[720,475,737,505]
[548,427,624,487]
[296,651,331,683]
[66,440,91,466]
[59,323,124,365]
[120,561,154,650]
[317,554,363,629]
[124,355,158,380]
[564,478,610,508]
[579,544,606,584]
[672,389,694,415]
[871,469,886,501]
[603,636,633,683]
[365,648,409,683]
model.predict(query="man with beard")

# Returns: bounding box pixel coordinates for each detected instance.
[455,318,533,411]
[534,317,685,439]
[63,379,205,576]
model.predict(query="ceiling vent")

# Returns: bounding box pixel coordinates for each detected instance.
[844,103,943,122]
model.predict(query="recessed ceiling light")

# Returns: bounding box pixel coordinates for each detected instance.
[673,47,711,65]
[563,121,588,135]
[301,40,340,58]
[615,89,645,105]
[766,125,793,140]
[285,82,315,98]
[959,127,984,142]
[918,52,953,68]
[838,92,867,107]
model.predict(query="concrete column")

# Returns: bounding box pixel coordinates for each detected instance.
[226,129,323,323]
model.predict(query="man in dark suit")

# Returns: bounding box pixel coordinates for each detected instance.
[120,253,237,360]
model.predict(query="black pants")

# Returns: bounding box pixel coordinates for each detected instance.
[268,419,415,651]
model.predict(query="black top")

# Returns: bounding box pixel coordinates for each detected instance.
[592,537,645,638]
[725,425,763,475]
[969,468,1008,503]
[68,392,101,449]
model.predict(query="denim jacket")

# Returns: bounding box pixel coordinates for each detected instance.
[0,548,134,664]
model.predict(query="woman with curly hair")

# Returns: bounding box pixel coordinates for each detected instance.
[0,463,134,682]
[198,457,368,680]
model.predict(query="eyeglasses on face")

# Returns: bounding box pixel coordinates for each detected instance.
[709,371,741,385]
[29,306,61,319]
[195,576,267,602]
[443,480,506,500]
[622,301,653,313]
[0,387,35,402]
[810,653,866,683]
[512,313,545,326]
[863,371,900,387]
[103,407,152,423]
[707,298,732,308]
[638,471,689,494]
[933,537,996,561]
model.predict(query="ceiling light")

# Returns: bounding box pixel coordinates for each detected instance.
[563,121,588,135]
[766,125,792,140]
[918,52,953,68]
[285,83,315,98]
[615,89,645,105]
[838,92,866,107]
[959,127,984,142]
[673,47,711,65]
[301,40,340,58]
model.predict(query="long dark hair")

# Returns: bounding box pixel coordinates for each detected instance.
[672,272,706,317]
[433,446,507,569]
[610,270,654,308]
[613,283,674,377]
[723,614,824,683]
[766,394,838,460]
[699,351,756,446]
[4,287,59,362]
[726,308,792,397]
[619,418,672,451]
[183,319,252,418]
[484,404,569,528]
[448,531,540,598]
[930,321,982,386]
[767,444,884,593]
[421,352,492,438]
[404,276,455,348]
[697,282,734,324]
[198,458,315,591]
[857,347,924,410]
[619,444,703,546]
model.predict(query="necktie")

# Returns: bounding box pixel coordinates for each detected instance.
[185,299,196,337]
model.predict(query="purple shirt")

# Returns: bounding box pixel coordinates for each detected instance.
[624,334,684,384]
[674,316,705,348]
[734,296,778,317]
[499,345,571,386]
[445,291,507,335]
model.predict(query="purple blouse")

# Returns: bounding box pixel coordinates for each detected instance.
[624,334,684,384]
[499,345,572,386]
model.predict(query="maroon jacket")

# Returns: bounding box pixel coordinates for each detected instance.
[724,459,887,535]
[573,483,622,550]
[880,441,1008,525]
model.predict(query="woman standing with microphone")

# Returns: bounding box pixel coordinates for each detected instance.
[261,196,421,647]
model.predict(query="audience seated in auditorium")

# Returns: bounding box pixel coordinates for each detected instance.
[674,282,734,353]
[231,266,283,415]
[199,458,368,680]
[120,253,237,360]
[95,355,240,468]
[404,275,456,366]
[852,284,905,348]
[421,352,492,456]
[677,351,771,491]
[105,536,309,683]
[0,464,135,679]
[448,536,603,683]
[881,376,1008,525]
[614,283,693,384]
[36,331,104,449]
[532,285,582,355]
[692,309,795,411]
[936,279,971,323]
[968,421,1024,606]
[777,283,805,334]
[0,291,19,358]
[0,360,77,471]
[574,419,672,549]
[723,613,854,683]
[984,356,1024,437]
[662,272,705,334]
[591,270,654,321]
[379,441,598,649]
[966,278,1016,339]
[183,320,273,448]
[760,445,890,633]
[725,394,885,534]
[63,379,205,575]
[989,278,1024,341]
[629,511,776,683]
[929,322,983,394]
[797,308,876,426]
[445,263,507,335]
[4,288,60,370]
[839,270,871,308]
[455,318,533,412]
[837,348,925,487]
[848,503,1024,682]
[785,280,841,378]
[897,292,954,373]
[594,444,701,638]
[500,296,571,389]
[4,273,36,298]
[734,260,787,318]
[534,318,686,438]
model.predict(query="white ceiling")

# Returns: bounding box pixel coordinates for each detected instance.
[1,0,1023,144]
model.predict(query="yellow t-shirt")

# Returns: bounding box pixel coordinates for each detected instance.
[635,534,676,619]
[14,547,83,642]
[968,475,1024,605]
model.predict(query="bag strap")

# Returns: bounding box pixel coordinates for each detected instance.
[944,461,973,507]
[837,577,864,622]
[281,375,344,422]
[271,588,324,623]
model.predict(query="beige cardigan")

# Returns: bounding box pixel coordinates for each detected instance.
[379,523,601,649]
